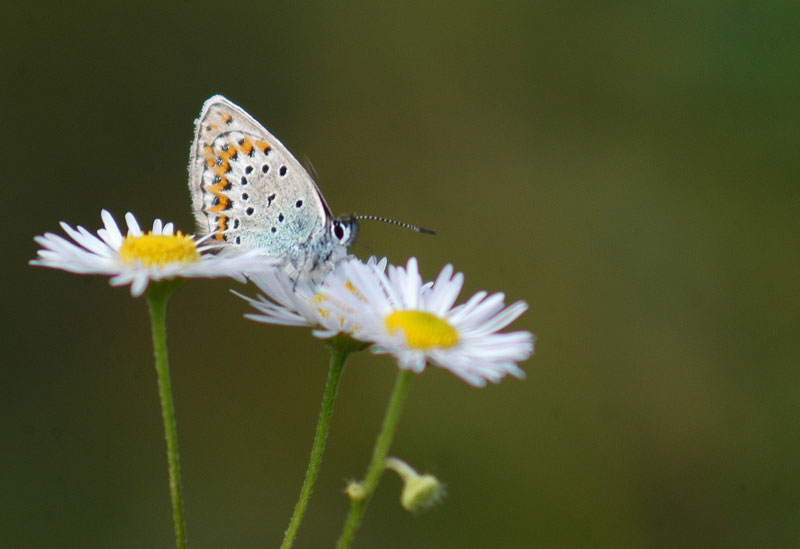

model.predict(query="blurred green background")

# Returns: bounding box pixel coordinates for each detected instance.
[4,2,799,547]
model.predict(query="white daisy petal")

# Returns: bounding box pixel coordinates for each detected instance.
[31,210,278,297]
[239,267,352,336]
[312,328,339,339]
[447,290,488,324]
[124,212,142,236]
[460,300,529,337]
[237,287,311,327]
[61,223,109,256]
[427,267,463,315]
[453,292,507,330]
[100,210,123,247]
[130,274,149,297]
[33,233,114,274]
[109,272,134,287]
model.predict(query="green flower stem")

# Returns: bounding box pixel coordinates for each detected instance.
[281,337,360,549]
[336,369,414,549]
[145,280,187,549]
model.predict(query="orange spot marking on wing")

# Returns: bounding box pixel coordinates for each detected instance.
[208,193,230,213]
[255,140,271,153]
[223,143,238,158]
[203,146,215,167]
[237,138,254,156]
[211,173,230,192]
[216,145,238,169]
[201,144,233,241]
[204,167,232,218]
[213,215,228,241]
[214,162,230,177]
[222,112,233,124]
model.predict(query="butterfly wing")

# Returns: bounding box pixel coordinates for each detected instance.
[188,95,331,255]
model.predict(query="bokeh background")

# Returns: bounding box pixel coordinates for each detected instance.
[4,2,799,547]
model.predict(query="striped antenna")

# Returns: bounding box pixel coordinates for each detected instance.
[353,214,436,235]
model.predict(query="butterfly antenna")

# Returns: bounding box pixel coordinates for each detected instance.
[353,215,436,235]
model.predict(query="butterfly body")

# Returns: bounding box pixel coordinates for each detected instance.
[188,95,356,279]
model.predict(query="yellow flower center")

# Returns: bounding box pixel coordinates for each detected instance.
[384,311,459,350]
[312,293,330,318]
[119,232,200,267]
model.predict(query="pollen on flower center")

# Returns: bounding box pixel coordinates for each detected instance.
[312,293,331,318]
[119,232,200,267]
[384,310,459,350]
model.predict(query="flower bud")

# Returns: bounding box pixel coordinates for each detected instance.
[344,480,366,502]
[384,457,444,512]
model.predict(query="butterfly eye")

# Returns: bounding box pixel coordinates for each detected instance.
[331,217,358,246]
[333,222,345,241]
[331,220,348,242]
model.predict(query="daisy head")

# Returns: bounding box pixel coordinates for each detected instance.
[31,209,277,297]
[319,257,535,387]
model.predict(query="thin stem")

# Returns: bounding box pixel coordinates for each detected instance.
[145,281,187,549]
[336,369,414,549]
[280,341,352,549]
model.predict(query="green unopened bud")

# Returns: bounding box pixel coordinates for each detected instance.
[384,457,444,512]
[345,480,366,502]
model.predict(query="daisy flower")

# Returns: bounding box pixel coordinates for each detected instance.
[31,209,277,297]
[319,257,534,387]
[239,256,388,338]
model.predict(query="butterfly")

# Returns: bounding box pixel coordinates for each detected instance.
[188,95,358,279]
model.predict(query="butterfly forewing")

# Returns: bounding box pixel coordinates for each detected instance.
[188,95,329,255]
